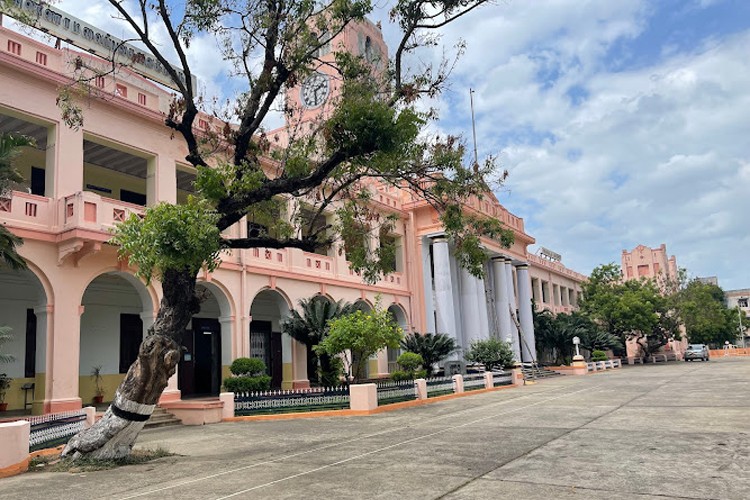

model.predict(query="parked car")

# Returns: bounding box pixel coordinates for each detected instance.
[684,344,710,362]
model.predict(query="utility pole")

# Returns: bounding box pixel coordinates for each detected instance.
[469,88,478,172]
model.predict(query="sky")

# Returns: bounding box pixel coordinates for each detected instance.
[36,1,750,290]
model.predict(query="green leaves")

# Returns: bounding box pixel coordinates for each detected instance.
[316,302,403,380]
[673,280,741,346]
[464,338,515,370]
[110,197,222,283]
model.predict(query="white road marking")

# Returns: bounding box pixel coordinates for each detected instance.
[116,383,587,500]
[214,386,596,499]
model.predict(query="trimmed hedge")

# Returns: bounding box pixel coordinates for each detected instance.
[223,375,272,393]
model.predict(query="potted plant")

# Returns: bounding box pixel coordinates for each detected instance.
[91,365,105,404]
[0,373,11,411]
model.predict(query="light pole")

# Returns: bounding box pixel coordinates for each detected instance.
[738,299,747,347]
[572,336,583,361]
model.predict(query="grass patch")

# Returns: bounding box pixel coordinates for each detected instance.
[29,447,174,473]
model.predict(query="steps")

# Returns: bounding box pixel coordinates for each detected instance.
[144,407,182,429]
[521,365,565,381]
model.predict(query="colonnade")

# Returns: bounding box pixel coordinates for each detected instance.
[424,237,537,364]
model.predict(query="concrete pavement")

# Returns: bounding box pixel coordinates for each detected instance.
[2,357,749,499]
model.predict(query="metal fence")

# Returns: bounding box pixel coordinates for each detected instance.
[492,372,513,387]
[375,380,418,405]
[25,410,87,452]
[234,386,350,416]
[463,374,487,391]
[426,376,454,398]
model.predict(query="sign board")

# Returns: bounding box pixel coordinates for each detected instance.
[2,1,196,92]
[539,247,562,262]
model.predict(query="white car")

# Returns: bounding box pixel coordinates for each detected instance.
[684,344,710,362]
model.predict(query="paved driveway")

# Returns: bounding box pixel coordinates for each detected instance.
[3,358,749,500]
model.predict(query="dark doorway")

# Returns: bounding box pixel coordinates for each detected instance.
[30,167,45,196]
[24,309,36,378]
[179,318,221,397]
[119,313,143,373]
[249,320,283,388]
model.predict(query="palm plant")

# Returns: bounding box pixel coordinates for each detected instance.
[400,332,457,376]
[0,133,33,270]
[281,295,354,386]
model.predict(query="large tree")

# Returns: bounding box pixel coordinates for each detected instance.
[580,263,680,358]
[50,0,510,460]
[673,280,744,347]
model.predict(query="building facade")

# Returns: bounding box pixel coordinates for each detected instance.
[725,289,749,346]
[0,20,586,414]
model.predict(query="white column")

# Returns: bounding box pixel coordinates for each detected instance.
[460,266,480,348]
[516,264,537,362]
[421,237,436,333]
[432,238,459,352]
[475,262,490,340]
[504,260,520,359]
[492,258,518,361]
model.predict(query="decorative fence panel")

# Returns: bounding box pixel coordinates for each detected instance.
[492,372,513,387]
[234,386,350,416]
[463,374,487,391]
[376,380,418,405]
[426,377,454,398]
[25,410,87,452]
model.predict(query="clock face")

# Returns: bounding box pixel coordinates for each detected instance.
[300,72,330,108]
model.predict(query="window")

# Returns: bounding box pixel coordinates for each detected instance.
[7,40,21,55]
[35,51,47,65]
[379,229,401,274]
[138,93,147,106]
[739,298,749,308]
[95,75,105,88]
[198,118,209,130]
[541,281,549,303]
[115,84,127,98]
[299,207,330,256]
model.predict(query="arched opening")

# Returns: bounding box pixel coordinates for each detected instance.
[387,304,409,374]
[250,289,291,389]
[178,283,232,398]
[0,268,48,412]
[350,299,373,379]
[79,272,153,406]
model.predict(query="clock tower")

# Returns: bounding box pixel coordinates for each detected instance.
[285,19,388,130]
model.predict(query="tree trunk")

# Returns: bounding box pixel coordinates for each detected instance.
[62,268,200,460]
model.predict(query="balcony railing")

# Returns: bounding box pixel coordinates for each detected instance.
[0,191,53,229]
[61,191,144,233]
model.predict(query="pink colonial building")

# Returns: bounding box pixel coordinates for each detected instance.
[621,243,686,357]
[0,17,586,414]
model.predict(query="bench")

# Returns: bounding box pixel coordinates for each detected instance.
[651,354,668,363]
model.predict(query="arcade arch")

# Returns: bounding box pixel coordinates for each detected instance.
[249,288,294,389]
[78,272,154,405]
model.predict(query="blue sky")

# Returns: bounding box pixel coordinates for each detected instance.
[50,0,750,289]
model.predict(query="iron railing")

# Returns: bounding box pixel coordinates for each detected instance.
[234,386,350,416]
[25,410,87,452]
[375,380,418,405]
[425,376,454,398]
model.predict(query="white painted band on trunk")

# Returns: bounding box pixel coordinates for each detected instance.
[114,392,156,416]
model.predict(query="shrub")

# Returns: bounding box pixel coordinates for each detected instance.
[400,332,457,376]
[223,375,272,393]
[397,352,423,372]
[591,350,608,362]
[230,357,266,376]
[464,339,516,371]
[390,369,427,382]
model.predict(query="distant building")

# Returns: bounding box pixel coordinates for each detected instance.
[621,244,677,283]
[725,289,750,347]
[621,244,684,358]
[697,276,719,286]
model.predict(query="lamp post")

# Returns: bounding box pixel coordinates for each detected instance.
[738,299,746,347]
[572,336,583,362]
